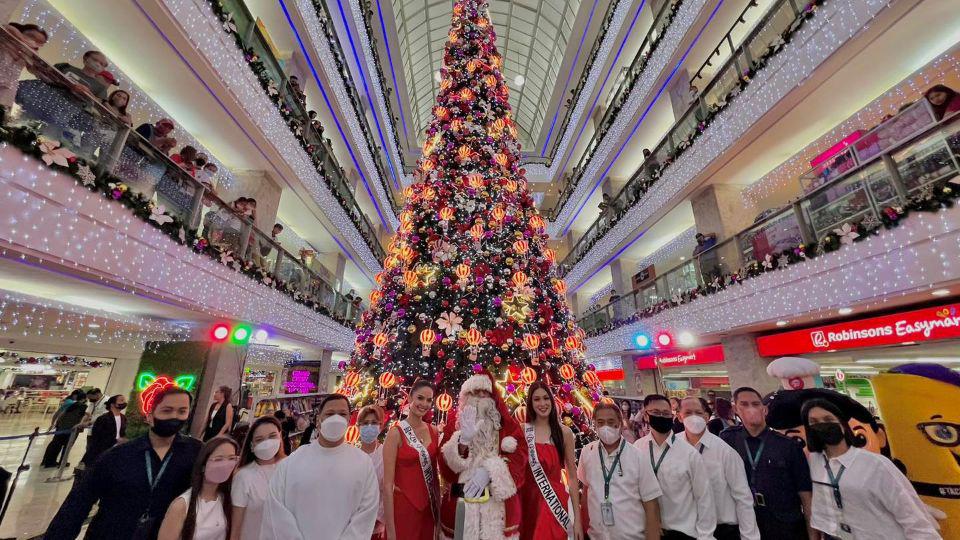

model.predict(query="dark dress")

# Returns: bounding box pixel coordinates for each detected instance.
[202,402,228,441]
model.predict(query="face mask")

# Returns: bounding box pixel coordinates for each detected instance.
[809,422,845,446]
[252,438,281,461]
[359,425,380,444]
[151,417,185,437]
[204,459,235,484]
[597,426,621,445]
[683,415,707,435]
[648,415,675,434]
[116,403,127,411]
[319,415,349,442]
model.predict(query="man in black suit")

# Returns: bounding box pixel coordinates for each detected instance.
[75,394,128,483]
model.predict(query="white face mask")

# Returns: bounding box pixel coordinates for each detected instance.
[597,425,621,445]
[683,414,708,435]
[319,415,349,442]
[252,438,281,461]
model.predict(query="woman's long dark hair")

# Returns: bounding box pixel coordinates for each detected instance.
[105,89,129,116]
[524,381,565,457]
[181,436,237,540]
[239,416,286,467]
[800,398,859,454]
[925,84,959,120]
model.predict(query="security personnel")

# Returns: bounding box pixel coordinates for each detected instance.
[721,387,813,540]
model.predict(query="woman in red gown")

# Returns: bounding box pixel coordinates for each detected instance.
[383,380,440,540]
[520,381,583,540]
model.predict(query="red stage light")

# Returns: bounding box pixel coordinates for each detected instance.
[211,323,231,342]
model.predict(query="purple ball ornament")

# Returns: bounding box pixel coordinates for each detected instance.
[396,308,406,317]
[561,383,572,393]
[505,383,516,394]
[472,363,483,374]
[337,361,347,370]
[571,406,582,416]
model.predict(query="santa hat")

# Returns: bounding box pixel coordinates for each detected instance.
[443,370,519,454]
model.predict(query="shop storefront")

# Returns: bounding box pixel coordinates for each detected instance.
[0,350,114,421]
[252,362,325,417]
[635,344,732,401]
[755,301,960,411]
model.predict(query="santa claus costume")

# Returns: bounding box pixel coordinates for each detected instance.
[439,372,527,539]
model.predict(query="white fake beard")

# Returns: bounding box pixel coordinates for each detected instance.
[460,396,501,455]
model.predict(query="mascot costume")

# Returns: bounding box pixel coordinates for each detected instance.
[873,363,960,538]
[439,371,527,539]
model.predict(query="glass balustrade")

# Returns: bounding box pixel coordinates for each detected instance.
[0,26,362,327]
[559,0,806,273]
[573,106,960,335]
[217,0,387,261]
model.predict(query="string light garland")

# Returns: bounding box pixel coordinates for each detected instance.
[0,351,112,368]
[345,0,601,424]
[0,145,356,351]
[744,50,960,205]
[245,344,305,366]
[156,0,384,274]
[566,0,895,288]
[634,227,698,272]
[585,207,960,358]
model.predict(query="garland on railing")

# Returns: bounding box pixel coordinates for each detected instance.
[207,0,383,259]
[583,180,960,336]
[0,124,359,328]
[563,0,826,267]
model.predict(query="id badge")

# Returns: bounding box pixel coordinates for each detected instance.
[754,492,766,507]
[600,501,615,526]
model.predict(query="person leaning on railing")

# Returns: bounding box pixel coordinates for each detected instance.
[0,23,48,116]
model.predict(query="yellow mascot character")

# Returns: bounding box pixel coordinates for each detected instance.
[873,363,960,538]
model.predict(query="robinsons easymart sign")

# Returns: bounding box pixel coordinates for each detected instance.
[756,303,960,356]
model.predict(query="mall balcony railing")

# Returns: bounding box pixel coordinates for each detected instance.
[0,28,364,328]
[218,0,387,261]
[543,0,622,161]
[559,0,804,272]
[575,102,960,336]
[312,0,403,215]
[545,0,687,220]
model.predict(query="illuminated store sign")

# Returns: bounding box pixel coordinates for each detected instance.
[756,303,960,356]
[635,344,725,369]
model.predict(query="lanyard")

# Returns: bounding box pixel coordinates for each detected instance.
[598,439,626,501]
[648,439,670,477]
[825,460,846,510]
[145,450,173,492]
[697,443,705,454]
[742,437,766,490]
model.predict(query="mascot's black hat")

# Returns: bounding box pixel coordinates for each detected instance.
[764,388,876,429]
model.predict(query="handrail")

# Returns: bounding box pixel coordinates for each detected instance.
[559,0,803,272]
[575,106,960,335]
[545,0,685,220]
[215,0,387,261]
[544,0,623,161]
[313,0,403,215]
[0,26,364,327]
[690,0,762,85]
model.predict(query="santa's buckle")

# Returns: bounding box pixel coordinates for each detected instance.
[463,487,490,504]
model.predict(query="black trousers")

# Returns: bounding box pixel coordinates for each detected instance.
[41,432,70,466]
[714,523,741,540]
[663,531,695,540]
[756,511,807,540]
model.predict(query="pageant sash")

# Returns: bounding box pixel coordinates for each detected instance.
[400,419,440,519]
[524,423,571,531]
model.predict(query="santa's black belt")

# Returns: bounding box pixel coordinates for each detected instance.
[451,483,465,498]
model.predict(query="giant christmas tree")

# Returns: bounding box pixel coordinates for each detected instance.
[345,0,598,422]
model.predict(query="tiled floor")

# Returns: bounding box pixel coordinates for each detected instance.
[0,412,89,539]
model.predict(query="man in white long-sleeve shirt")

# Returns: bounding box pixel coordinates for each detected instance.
[636,394,716,540]
[261,394,379,539]
[678,397,760,540]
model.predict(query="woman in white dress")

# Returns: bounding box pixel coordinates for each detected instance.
[158,436,239,540]
[230,416,286,540]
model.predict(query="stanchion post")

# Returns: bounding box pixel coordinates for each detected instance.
[0,427,40,526]
[46,426,80,483]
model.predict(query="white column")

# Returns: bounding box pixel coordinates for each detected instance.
[722,334,778,397]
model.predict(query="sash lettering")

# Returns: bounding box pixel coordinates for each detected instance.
[524,423,571,531]
[400,420,440,519]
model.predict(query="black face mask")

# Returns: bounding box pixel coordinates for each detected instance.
[809,422,845,446]
[648,414,675,434]
[116,403,127,411]
[151,417,186,437]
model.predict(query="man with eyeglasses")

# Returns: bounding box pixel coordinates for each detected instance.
[636,394,716,539]
[721,387,814,540]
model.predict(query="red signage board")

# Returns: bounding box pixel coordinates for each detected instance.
[635,344,725,370]
[756,302,960,357]
[596,369,625,382]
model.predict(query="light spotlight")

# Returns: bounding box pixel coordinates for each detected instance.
[932,289,950,297]
[655,331,673,348]
[634,333,651,349]
[677,331,695,347]
[838,307,854,315]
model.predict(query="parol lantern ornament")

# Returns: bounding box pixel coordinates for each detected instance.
[403,270,418,289]
[420,328,437,357]
[529,215,545,230]
[522,333,541,366]
[492,206,506,222]
[514,406,527,424]
[439,207,455,231]
[465,327,484,360]
[512,240,529,255]
[583,370,600,387]
[520,366,537,385]
[370,290,383,305]
[484,74,496,87]
[455,264,471,287]
[564,335,582,352]
[544,248,556,263]
[467,173,484,189]
[345,425,360,444]
[435,392,453,412]
[512,271,528,288]
[470,223,485,245]
[559,363,576,380]
[553,279,567,295]
[378,372,398,389]
[373,332,389,359]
